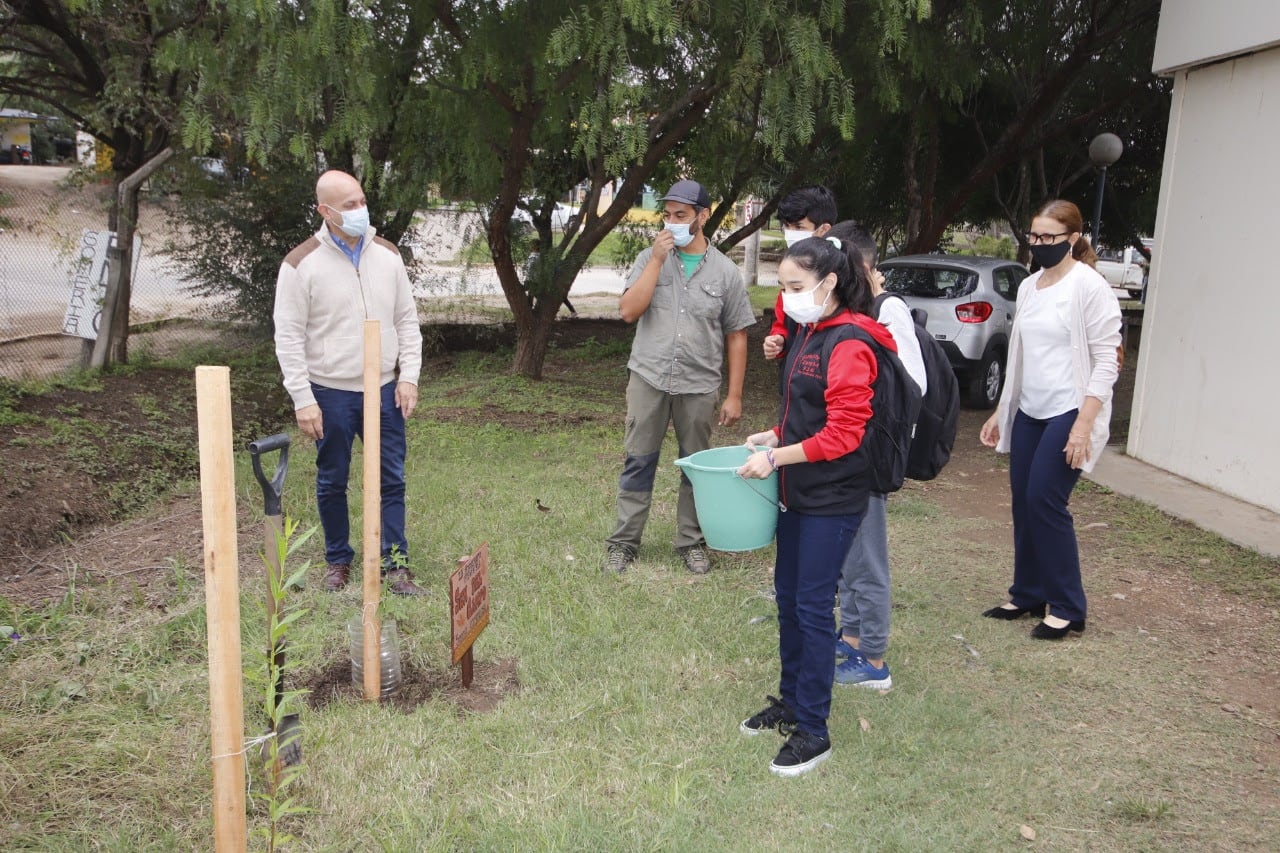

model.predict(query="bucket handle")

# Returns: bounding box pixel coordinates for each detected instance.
[733,472,786,512]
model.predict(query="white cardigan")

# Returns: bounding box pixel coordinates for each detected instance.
[994,262,1122,473]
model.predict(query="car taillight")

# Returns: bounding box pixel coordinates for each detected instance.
[955,302,993,323]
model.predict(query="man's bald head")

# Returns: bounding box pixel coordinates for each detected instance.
[316,170,363,206]
[315,171,368,244]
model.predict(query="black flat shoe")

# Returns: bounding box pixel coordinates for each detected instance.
[1030,619,1086,640]
[981,603,1047,620]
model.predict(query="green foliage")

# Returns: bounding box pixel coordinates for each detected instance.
[162,161,319,327]
[251,516,316,852]
[607,222,654,274]
[964,234,1017,260]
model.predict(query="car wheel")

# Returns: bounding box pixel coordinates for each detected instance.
[967,349,1004,409]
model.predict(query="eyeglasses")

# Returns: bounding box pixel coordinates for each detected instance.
[1025,231,1069,245]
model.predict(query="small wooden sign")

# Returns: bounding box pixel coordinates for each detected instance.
[449,544,490,679]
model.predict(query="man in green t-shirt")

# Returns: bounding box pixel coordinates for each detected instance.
[605,180,757,575]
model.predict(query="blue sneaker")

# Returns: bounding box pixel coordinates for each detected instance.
[835,636,865,665]
[834,658,892,690]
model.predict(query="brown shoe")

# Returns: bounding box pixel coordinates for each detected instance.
[323,563,350,591]
[385,568,428,597]
[678,544,711,575]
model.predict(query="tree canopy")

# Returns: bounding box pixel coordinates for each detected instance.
[4,0,1170,376]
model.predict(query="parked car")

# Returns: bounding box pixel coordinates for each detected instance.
[511,200,578,231]
[1095,245,1146,298]
[484,198,578,231]
[879,254,1029,408]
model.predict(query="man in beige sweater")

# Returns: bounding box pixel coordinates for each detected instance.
[273,170,427,595]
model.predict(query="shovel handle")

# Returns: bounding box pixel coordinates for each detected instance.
[247,433,290,517]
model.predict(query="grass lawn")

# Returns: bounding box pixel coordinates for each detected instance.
[2,330,1278,850]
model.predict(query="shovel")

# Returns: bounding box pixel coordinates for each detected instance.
[247,432,301,769]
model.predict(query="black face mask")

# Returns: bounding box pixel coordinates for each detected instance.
[1029,240,1072,269]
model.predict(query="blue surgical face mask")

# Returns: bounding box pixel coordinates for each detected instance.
[665,221,696,248]
[325,204,370,238]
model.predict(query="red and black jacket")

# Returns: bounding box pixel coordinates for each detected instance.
[775,309,898,515]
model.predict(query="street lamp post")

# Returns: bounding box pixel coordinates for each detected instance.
[1088,132,1124,247]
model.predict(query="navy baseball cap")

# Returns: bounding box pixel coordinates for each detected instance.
[659,180,711,209]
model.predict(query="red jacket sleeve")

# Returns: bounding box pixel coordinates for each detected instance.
[799,338,877,462]
[769,292,787,339]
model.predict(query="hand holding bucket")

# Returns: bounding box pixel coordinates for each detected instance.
[674,445,780,552]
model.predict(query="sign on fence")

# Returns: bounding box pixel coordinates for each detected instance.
[61,230,142,340]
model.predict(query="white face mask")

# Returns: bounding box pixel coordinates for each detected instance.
[325,204,370,238]
[781,279,832,325]
[784,228,814,248]
[665,221,696,248]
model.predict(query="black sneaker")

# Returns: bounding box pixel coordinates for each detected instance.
[769,729,832,777]
[603,544,636,574]
[740,695,796,736]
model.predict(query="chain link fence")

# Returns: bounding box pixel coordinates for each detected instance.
[0,165,230,380]
[0,167,639,380]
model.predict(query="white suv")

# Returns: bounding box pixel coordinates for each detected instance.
[1095,246,1146,298]
[879,255,1028,408]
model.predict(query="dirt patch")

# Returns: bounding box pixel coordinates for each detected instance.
[932,405,1280,770]
[1,355,290,556]
[300,655,520,715]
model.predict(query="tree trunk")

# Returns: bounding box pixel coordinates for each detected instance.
[744,225,760,286]
[90,148,173,368]
[511,302,559,379]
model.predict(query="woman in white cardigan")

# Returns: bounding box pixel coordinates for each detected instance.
[979,200,1122,640]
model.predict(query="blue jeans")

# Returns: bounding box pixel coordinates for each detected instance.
[1009,408,1085,621]
[311,382,408,569]
[774,509,862,740]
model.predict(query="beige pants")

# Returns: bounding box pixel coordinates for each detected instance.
[607,372,718,551]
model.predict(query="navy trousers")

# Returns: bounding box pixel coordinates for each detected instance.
[311,381,409,568]
[1008,408,1086,622]
[774,509,862,740]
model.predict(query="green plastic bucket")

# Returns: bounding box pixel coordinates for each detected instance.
[674,446,779,552]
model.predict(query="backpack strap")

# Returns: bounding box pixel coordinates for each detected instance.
[872,292,900,319]
[873,290,927,328]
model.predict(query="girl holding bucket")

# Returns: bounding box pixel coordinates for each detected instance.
[736,235,898,777]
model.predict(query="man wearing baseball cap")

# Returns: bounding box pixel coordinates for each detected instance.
[604,179,757,575]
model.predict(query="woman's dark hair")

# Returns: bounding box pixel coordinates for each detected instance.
[1033,199,1099,268]
[783,235,873,316]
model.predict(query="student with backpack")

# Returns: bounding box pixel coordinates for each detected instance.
[825,222,927,689]
[760,222,958,690]
[735,235,899,777]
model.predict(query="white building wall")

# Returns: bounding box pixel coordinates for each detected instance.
[1128,46,1280,513]
[1154,0,1280,74]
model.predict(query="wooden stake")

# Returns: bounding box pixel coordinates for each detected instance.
[195,366,247,851]
[361,320,382,701]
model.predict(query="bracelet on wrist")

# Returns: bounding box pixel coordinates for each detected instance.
[766,448,778,471]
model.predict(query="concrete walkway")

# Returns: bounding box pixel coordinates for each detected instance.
[1086,447,1280,558]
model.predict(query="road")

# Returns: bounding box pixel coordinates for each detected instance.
[0,167,775,341]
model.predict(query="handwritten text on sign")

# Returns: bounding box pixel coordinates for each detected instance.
[61,230,142,340]
[449,543,490,665]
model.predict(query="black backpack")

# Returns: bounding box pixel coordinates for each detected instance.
[819,323,923,494]
[874,293,960,481]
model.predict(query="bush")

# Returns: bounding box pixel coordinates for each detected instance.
[969,234,1017,260]
[161,162,321,329]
